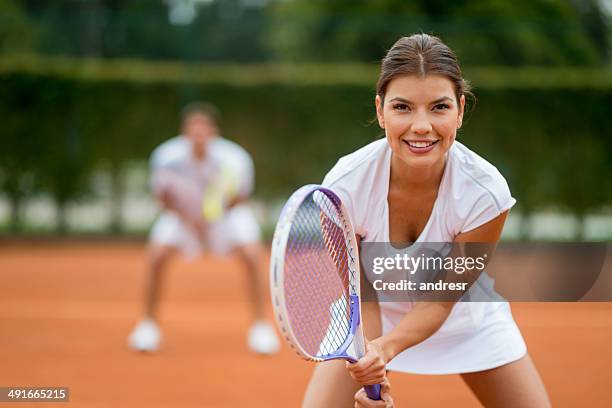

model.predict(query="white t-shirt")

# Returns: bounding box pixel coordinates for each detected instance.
[323,138,526,374]
[150,136,255,198]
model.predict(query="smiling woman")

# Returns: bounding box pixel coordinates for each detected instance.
[378,75,463,180]
[374,35,470,184]
[302,34,551,408]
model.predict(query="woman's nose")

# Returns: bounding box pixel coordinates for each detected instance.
[411,111,432,135]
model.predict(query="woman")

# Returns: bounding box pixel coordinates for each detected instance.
[303,34,550,407]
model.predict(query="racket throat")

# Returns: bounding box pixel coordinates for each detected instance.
[322,294,362,363]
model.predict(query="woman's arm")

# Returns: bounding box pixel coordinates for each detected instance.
[347,211,509,383]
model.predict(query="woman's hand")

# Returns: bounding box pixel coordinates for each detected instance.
[346,341,387,385]
[354,378,394,408]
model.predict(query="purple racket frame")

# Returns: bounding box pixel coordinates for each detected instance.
[270,185,381,401]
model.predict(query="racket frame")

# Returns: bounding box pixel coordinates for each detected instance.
[270,185,369,363]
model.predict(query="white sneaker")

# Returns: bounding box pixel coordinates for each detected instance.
[128,318,161,352]
[247,321,280,355]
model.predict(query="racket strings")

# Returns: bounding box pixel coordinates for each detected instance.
[316,192,358,296]
[317,195,353,354]
[283,191,356,358]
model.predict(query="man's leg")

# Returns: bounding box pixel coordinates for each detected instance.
[128,212,196,352]
[143,244,177,320]
[232,242,280,355]
[128,244,177,352]
[232,242,266,321]
[211,203,279,354]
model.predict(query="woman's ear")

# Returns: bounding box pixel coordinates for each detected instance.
[375,95,385,129]
[457,94,465,129]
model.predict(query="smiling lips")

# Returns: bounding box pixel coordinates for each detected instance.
[403,139,439,154]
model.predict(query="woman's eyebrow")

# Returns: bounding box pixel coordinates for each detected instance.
[430,96,454,104]
[388,97,412,104]
[388,96,454,105]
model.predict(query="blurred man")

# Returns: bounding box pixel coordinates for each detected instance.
[128,102,279,355]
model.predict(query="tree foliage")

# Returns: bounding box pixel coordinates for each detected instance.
[266,0,609,66]
[5,0,611,65]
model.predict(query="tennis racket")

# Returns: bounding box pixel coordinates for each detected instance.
[201,162,239,222]
[151,168,204,226]
[270,185,381,401]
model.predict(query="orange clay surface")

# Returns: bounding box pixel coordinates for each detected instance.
[0,242,611,407]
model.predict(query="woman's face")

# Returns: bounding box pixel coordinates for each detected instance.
[376,74,465,170]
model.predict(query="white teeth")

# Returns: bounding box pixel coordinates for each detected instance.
[407,140,436,148]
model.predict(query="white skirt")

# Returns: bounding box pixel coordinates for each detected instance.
[383,301,527,374]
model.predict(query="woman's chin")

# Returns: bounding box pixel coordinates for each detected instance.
[397,152,442,170]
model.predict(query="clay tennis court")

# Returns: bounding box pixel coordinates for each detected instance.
[1,242,611,407]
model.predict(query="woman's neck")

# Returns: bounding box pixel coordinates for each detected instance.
[389,153,446,193]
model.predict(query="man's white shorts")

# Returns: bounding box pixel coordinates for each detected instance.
[149,203,261,258]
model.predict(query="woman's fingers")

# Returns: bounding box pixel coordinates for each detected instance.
[354,378,394,408]
[346,343,387,385]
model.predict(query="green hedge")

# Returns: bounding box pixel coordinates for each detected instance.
[1,71,610,233]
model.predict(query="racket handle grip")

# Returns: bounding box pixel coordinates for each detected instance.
[364,384,381,400]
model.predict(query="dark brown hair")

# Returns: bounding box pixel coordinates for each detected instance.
[376,34,473,106]
[180,101,221,125]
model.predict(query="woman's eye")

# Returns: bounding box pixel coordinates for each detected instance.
[433,103,450,111]
[393,103,410,111]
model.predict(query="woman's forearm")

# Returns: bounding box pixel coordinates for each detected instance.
[372,301,454,363]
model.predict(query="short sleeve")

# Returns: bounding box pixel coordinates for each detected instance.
[319,139,389,241]
[149,137,186,171]
[149,145,164,170]
[210,138,256,199]
[445,142,517,235]
[459,178,516,234]
[322,162,367,238]
[235,151,255,197]
[148,144,170,192]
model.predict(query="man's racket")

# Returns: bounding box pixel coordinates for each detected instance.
[202,161,240,222]
[151,168,204,226]
[270,185,381,401]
